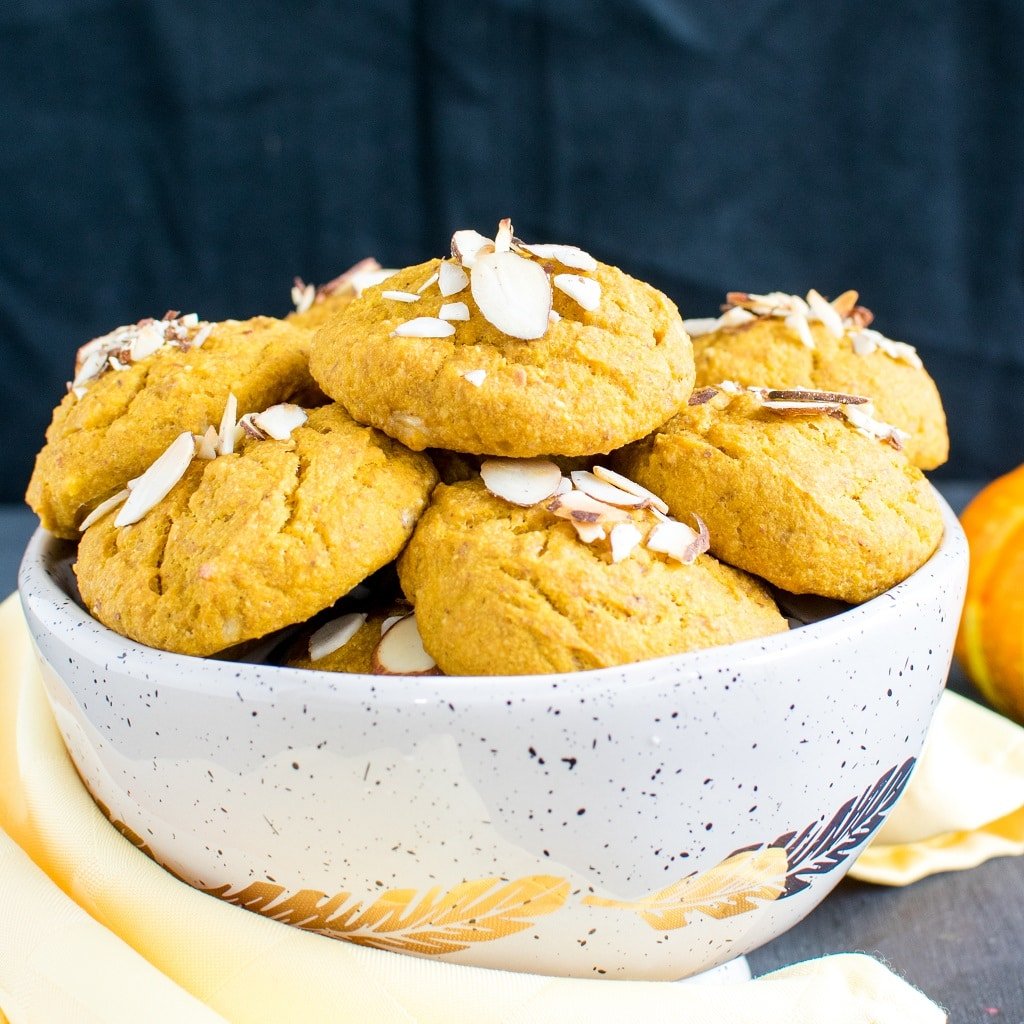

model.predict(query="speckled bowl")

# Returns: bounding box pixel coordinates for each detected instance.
[19,490,967,981]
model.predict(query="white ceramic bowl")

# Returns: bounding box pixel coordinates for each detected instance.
[19,491,967,980]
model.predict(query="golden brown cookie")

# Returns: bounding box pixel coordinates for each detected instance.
[27,315,320,538]
[687,291,948,470]
[398,478,787,675]
[615,385,944,603]
[74,404,437,656]
[310,225,694,457]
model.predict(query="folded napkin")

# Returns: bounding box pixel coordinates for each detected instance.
[849,689,1024,884]
[0,593,992,1024]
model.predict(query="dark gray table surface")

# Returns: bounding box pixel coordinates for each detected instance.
[3,484,1023,1020]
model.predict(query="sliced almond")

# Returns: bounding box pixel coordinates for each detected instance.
[438,260,469,297]
[451,229,493,268]
[416,271,439,293]
[196,425,219,460]
[570,470,647,508]
[553,273,600,312]
[291,278,316,314]
[372,614,440,675]
[439,301,470,321]
[765,388,868,405]
[191,322,213,348]
[470,251,551,339]
[349,266,396,296]
[573,521,606,544]
[78,488,130,532]
[548,309,561,323]
[480,458,561,506]
[841,404,911,449]
[392,317,456,339]
[308,612,368,662]
[831,289,859,318]
[645,518,707,564]
[253,403,307,440]
[380,614,405,637]
[806,289,845,338]
[461,368,487,387]
[682,317,723,337]
[547,490,630,525]
[718,307,757,328]
[218,393,238,456]
[591,466,670,515]
[382,290,421,303]
[316,257,384,298]
[114,431,196,527]
[513,242,597,272]
[849,328,923,369]
[784,311,816,349]
[554,476,572,496]
[760,400,846,415]
[494,218,514,254]
[130,321,168,361]
[688,386,720,406]
[609,522,643,563]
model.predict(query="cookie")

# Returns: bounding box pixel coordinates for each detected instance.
[397,476,787,676]
[615,385,944,603]
[310,221,694,457]
[74,404,438,656]
[27,314,321,538]
[686,290,948,469]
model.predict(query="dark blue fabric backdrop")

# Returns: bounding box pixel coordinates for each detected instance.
[3,0,1022,502]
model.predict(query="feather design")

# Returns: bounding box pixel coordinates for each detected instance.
[582,847,787,930]
[206,874,571,955]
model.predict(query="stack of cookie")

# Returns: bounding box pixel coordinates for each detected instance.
[26,219,948,676]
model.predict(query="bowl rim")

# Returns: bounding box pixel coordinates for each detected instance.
[18,486,967,699]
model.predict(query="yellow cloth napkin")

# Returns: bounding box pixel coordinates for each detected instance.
[0,595,953,1024]
[849,689,1024,884]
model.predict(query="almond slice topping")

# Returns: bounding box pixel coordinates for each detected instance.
[553,273,601,312]
[512,242,597,272]
[78,488,130,532]
[570,470,647,508]
[682,317,723,337]
[191,322,214,348]
[218,393,238,456]
[688,386,720,406]
[718,306,757,328]
[372,614,440,675]
[494,217,514,254]
[609,522,643,563]
[764,388,868,405]
[291,278,316,314]
[195,425,219,460]
[849,328,923,368]
[461,368,487,387]
[308,612,368,662]
[645,517,708,565]
[438,260,469,297]
[380,614,406,637]
[480,458,562,506]
[548,309,561,323]
[440,301,470,321]
[784,311,816,349]
[416,272,439,293]
[392,317,456,339]
[451,229,494,268]
[252,403,307,440]
[573,521,607,544]
[546,490,630,525]
[470,251,552,339]
[114,431,196,527]
[591,466,670,515]
[382,290,421,303]
[841,404,911,450]
[806,289,845,338]
[831,289,860,318]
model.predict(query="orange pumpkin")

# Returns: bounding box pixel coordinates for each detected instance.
[955,463,1024,723]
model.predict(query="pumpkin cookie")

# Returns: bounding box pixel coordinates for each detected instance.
[310,220,694,457]
[615,384,944,603]
[27,314,321,538]
[398,472,787,676]
[686,290,948,469]
[74,403,437,656]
